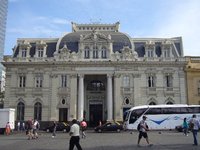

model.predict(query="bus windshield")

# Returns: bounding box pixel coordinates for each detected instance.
[129,108,147,124]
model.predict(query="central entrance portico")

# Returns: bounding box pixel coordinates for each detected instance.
[77,74,113,125]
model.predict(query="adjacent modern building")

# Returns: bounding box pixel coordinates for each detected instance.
[185,57,200,105]
[0,0,8,108]
[3,22,187,126]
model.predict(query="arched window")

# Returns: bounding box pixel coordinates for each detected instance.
[87,80,105,91]
[149,101,156,105]
[34,102,42,120]
[17,102,25,120]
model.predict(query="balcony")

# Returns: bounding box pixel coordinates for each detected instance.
[57,87,70,95]
[164,87,174,96]
[121,87,134,94]
[147,87,156,96]
[12,87,26,96]
[32,88,43,96]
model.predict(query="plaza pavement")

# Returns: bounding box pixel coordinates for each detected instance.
[0,130,199,150]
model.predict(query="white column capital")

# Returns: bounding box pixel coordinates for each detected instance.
[107,74,113,78]
[78,74,84,78]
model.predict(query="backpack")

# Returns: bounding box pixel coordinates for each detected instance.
[189,122,194,130]
[137,123,141,131]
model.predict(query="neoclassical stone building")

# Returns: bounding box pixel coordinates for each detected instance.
[3,22,187,126]
[185,56,200,105]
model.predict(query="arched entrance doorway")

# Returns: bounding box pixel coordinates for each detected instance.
[85,75,106,127]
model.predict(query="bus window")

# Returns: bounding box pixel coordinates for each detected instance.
[188,107,200,113]
[146,108,161,115]
[162,108,171,114]
[180,107,188,114]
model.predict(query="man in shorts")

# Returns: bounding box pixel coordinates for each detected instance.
[137,116,153,147]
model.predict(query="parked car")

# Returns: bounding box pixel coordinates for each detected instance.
[43,122,70,133]
[94,121,123,133]
[175,125,183,132]
[175,125,192,132]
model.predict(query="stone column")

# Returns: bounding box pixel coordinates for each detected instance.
[113,74,122,121]
[78,74,84,121]
[69,74,78,120]
[107,74,113,121]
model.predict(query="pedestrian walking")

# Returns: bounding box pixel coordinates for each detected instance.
[80,119,87,138]
[33,119,39,139]
[22,122,25,131]
[189,114,200,146]
[182,117,189,136]
[137,116,153,147]
[52,121,57,138]
[26,120,33,140]
[69,119,82,150]
[17,121,20,131]
[5,122,11,135]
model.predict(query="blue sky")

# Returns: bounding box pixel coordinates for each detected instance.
[5,0,200,56]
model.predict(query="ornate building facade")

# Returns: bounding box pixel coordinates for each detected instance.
[3,22,187,126]
[185,57,200,105]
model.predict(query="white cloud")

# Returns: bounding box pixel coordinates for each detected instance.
[52,18,70,25]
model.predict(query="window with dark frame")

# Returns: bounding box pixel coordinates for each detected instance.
[17,102,25,120]
[34,102,42,121]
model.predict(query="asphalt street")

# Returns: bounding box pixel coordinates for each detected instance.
[0,130,199,150]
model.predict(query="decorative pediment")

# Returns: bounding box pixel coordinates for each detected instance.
[59,44,70,54]
[80,31,111,42]
[121,46,138,60]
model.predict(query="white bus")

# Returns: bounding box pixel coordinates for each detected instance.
[124,104,200,130]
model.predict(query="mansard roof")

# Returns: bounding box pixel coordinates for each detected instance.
[11,23,183,58]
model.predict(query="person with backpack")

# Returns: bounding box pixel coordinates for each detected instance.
[137,116,153,147]
[189,114,200,146]
[80,119,87,138]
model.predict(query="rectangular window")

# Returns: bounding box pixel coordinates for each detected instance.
[123,76,130,87]
[93,50,98,59]
[101,50,107,58]
[21,49,27,57]
[84,50,90,59]
[38,48,44,57]
[163,50,170,57]
[166,74,173,87]
[147,50,153,57]
[35,76,43,88]
[61,75,67,87]
[19,76,26,87]
[148,75,155,87]
[198,81,200,96]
